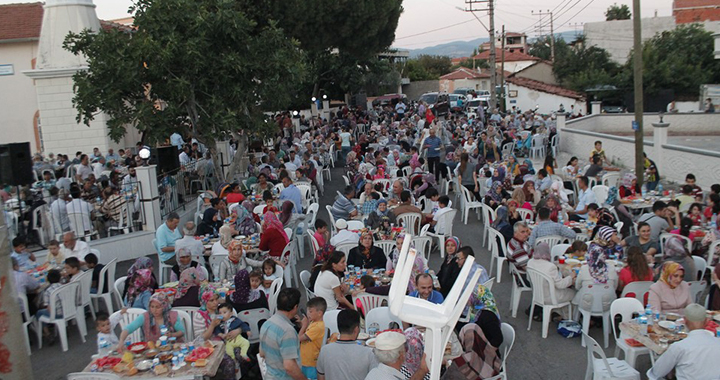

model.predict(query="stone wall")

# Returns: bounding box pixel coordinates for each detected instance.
[402,80,439,101]
[566,113,720,135]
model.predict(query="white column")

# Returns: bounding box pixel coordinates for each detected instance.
[311,102,319,117]
[591,101,602,115]
[292,118,300,134]
[652,119,669,177]
[556,114,567,153]
[322,99,330,120]
[135,165,161,231]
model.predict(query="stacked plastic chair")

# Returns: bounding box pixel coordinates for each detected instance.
[388,235,481,380]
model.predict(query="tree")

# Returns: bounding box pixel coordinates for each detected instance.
[64,0,306,180]
[623,24,720,97]
[454,58,489,70]
[404,55,452,81]
[528,35,571,61]
[605,3,631,21]
[552,36,622,94]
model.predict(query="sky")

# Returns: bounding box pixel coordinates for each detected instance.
[2,0,673,49]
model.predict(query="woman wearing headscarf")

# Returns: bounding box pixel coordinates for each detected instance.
[527,242,576,305]
[549,181,568,205]
[231,269,269,312]
[366,199,396,229]
[522,158,535,175]
[170,247,200,282]
[123,257,157,309]
[413,173,437,198]
[211,223,236,256]
[484,181,507,209]
[348,231,387,269]
[648,262,692,315]
[506,155,520,179]
[218,240,264,282]
[492,206,514,244]
[400,328,429,380]
[660,235,696,282]
[197,201,223,236]
[258,211,289,259]
[522,180,538,206]
[279,200,299,228]
[538,194,563,223]
[235,200,259,236]
[386,234,425,293]
[619,173,641,198]
[172,267,207,307]
[116,292,185,352]
[437,237,462,298]
[573,226,620,309]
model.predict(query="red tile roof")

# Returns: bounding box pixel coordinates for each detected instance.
[440,67,490,80]
[0,2,43,42]
[0,2,133,42]
[472,48,540,62]
[506,76,584,100]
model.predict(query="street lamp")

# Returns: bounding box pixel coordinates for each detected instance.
[293,110,299,116]
[322,94,327,100]
[311,97,317,102]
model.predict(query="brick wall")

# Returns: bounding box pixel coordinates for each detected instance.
[673,0,720,23]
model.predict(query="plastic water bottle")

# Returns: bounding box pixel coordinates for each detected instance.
[657,183,663,194]
[711,214,717,230]
[645,304,654,328]
[160,325,168,337]
[558,214,564,225]
[98,337,110,357]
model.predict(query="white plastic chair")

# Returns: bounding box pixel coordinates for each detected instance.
[582,332,640,380]
[373,178,391,193]
[36,282,87,352]
[692,256,707,281]
[480,204,497,248]
[20,293,37,355]
[508,263,532,318]
[352,293,388,317]
[209,254,228,280]
[413,236,433,264]
[239,308,270,344]
[388,236,481,380]
[708,240,719,274]
[67,373,121,380]
[487,227,508,283]
[172,309,193,341]
[91,257,118,314]
[300,270,315,300]
[152,238,173,285]
[689,280,707,303]
[551,244,571,262]
[529,134,546,159]
[365,306,403,331]
[114,276,127,307]
[459,186,483,225]
[536,235,571,248]
[396,212,422,235]
[620,281,653,305]
[335,242,356,261]
[321,309,341,345]
[375,240,396,258]
[325,205,337,235]
[484,323,516,380]
[578,284,613,348]
[279,241,298,288]
[306,230,320,261]
[346,220,365,230]
[107,203,131,236]
[610,298,649,369]
[76,270,97,321]
[601,172,620,188]
[267,277,284,315]
[111,308,146,344]
[526,267,573,338]
[253,204,265,216]
[427,209,457,259]
[516,208,534,222]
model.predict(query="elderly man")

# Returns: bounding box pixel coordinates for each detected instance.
[329,219,360,247]
[174,221,205,262]
[507,221,532,274]
[156,212,182,265]
[60,231,89,265]
[331,186,358,221]
[280,172,303,214]
[410,273,444,304]
[387,180,405,206]
[528,207,576,247]
[260,288,307,380]
[50,188,71,233]
[317,310,378,380]
[364,331,428,380]
[647,303,720,380]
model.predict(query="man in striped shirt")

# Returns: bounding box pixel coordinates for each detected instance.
[260,288,307,380]
[506,222,532,274]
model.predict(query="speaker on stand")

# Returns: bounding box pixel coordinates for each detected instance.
[0,142,34,239]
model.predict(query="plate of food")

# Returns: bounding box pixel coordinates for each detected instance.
[365,338,376,347]
[658,320,676,330]
[128,342,148,354]
[357,332,370,340]
[565,258,581,266]
[136,360,154,371]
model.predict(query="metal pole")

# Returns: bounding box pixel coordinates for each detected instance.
[633,0,644,187]
[549,11,555,62]
[501,25,506,113]
[488,0,497,110]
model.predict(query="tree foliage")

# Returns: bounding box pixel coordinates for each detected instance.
[528,35,571,61]
[623,24,720,97]
[605,3,631,21]
[405,55,452,81]
[65,0,306,149]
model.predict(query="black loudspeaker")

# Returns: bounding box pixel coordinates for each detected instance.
[0,142,33,186]
[153,146,180,174]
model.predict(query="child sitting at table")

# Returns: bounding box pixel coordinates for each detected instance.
[43,240,65,267]
[38,269,63,344]
[63,257,82,283]
[95,311,122,352]
[299,297,327,380]
[262,190,276,214]
[263,259,276,278]
[262,274,277,297]
[85,252,106,293]
[248,270,264,302]
[215,303,251,362]
[12,237,36,271]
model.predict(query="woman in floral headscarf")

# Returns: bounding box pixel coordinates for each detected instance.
[195,284,241,380]
[348,231,387,269]
[279,200,297,228]
[123,257,157,309]
[117,292,185,352]
[648,262,692,315]
[231,269,268,312]
[660,236,696,282]
[619,173,641,198]
[218,240,264,282]
[386,234,425,293]
[484,181,507,209]
[573,226,620,309]
[235,200,259,235]
[211,223,236,255]
[259,211,289,259]
[170,247,200,282]
[400,328,430,380]
[172,267,207,307]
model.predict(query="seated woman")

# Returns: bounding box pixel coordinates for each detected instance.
[437,237,461,298]
[123,258,157,309]
[619,173,641,198]
[231,270,268,312]
[170,248,200,282]
[484,181,508,209]
[314,251,354,311]
[648,261,692,315]
[621,222,659,264]
[234,201,259,236]
[172,267,206,307]
[253,173,272,195]
[493,206,514,245]
[527,242,576,311]
[510,188,533,212]
[573,227,620,309]
[279,200,300,228]
[366,199,396,230]
[218,240,264,282]
[197,199,223,236]
[116,293,185,352]
[386,234,425,293]
[258,212,290,260]
[659,235,696,282]
[348,231,387,269]
[618,246,653,293]
[456,246,490,292]
[708,265,720,311]
[195,285,245,378]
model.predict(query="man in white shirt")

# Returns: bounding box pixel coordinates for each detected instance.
[179,146,191,166]
[66,187,94,233]
[431,195,453,234]
[568,176,596,222]
[329,219,359,247]
[50,188,71,233]
[75,154,93,181]
[60,231,90,265]
[647,303,720,380]
[174,221,205,263]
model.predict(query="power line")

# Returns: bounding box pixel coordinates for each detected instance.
[395,19,476,40]
[554,0,598,30]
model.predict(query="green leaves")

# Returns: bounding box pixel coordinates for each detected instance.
[605,3,631,21]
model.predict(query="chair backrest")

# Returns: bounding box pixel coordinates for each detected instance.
[253,205,265,216]
[550,244,571,262]
[307,230,320,258]
[501,143,513,157]
[48,282,80,320]
[708,241,719,272]
[95,256,116,296]
[582,332,614,377]
[375,240,396,258]
[239,308,271,344]
[274,264,285,284]
[536,235,570,248]
[67,372,122,380]
[602,172,620,188]
[114,276,127,306]
[413,236,433,263]
[527,267,560,306]
[419,223,431,237]
[396,212,422,235]
[578,284,614,313]
[347,220,365,230]
[487,227,507,261]
[209,254,227,279]
[300,270,315,299]
[688,280,707,303]
[112,308,146,343]
[436,209,457,237]
[352,293,388,317]
[620,281,653,305]
[173,309,193,341]
[373,178,391,193]
[481,277,495,291]
[335,242,356,261]
[460,185,477,203]
[325,205,337,233]
[609,298,644,342]
[592,185,609,205]
[498,323,516,374]
[267,277,284,314]
[509,262,531,289]
[659,233,692,254]
[692,256,707,281]
[321,309,341,345]
[365,306,403,331]
[273,182,285,194]
[516,208,534,222]
[76,270,93,307]
[307,203,320,225]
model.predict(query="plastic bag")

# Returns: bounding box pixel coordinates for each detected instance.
[557,320,582,338]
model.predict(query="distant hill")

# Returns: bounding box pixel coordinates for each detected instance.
[398,31,580,58]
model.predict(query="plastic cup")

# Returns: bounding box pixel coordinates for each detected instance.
[558,257,566,264]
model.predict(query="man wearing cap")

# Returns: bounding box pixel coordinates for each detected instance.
[365,331,428,380]
[317,310,378,380]
[647,303,720,380]
[330,219,360,247]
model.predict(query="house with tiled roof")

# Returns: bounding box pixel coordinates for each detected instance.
[504,74,586,114]
[438,67,491,93]
[472,48,541,73]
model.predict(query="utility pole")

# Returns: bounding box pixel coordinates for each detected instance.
[500,25,506,112]
[533,10,555,62]
[632,0,644,186]
[464,0,497,111]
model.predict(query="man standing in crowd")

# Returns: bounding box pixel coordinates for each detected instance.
[260,288,308,380]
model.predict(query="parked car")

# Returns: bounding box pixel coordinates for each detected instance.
[453,87,474,96]
[465,99,490,119]
[419,92,450,117]
[601,101,624,113]
[371,93,407,107]
[448,94,467,113]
